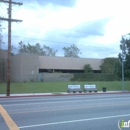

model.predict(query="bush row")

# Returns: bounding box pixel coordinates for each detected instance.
[71,73,120,81]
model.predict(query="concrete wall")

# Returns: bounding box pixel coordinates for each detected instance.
[0,50,7,82]
[11,55,22,82]
[11,54,39,82]
[0,58,5,81]
[0,49,8,59]
[39,73,74,82]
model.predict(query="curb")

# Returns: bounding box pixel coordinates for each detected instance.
[0,91,130,98]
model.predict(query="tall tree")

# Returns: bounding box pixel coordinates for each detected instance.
[100,58,119,73]
[0,24,4,49]
[11,45,17,55]
[84,64,93,73]
[43,45,57,56]
[119,36,130,79]
[18,41,57,56]
[113,59,122,77]
[62,44,82,57]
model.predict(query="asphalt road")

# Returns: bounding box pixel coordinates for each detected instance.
[0,93,130,130]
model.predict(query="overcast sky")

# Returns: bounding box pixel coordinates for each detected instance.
[0,0,130,58]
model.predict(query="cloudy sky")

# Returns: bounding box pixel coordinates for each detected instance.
[0,0,130,58]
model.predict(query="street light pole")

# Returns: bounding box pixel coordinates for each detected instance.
[121,33,130,92]
[121,43,124,92]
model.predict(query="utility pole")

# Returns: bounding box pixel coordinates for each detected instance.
[0,0,23,96]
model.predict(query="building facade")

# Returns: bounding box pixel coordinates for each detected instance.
[0,49,7,82]
[0,50,103,82]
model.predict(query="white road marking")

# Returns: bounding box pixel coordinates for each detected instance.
[2,97,130,107]
[19,113,130,129]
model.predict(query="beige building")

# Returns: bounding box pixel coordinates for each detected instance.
[0,49,7,82]
[39,56,103,73]
[0,50,103,82]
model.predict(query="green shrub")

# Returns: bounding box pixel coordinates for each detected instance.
[71,73,120,81]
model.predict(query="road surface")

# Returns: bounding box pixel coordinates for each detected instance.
[0,93,130,130]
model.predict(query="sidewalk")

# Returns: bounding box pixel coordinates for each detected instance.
[0,91,130,98]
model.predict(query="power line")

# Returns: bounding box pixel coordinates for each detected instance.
[2,34,120,51]
[10,35,119,51]
[12,35,75,44]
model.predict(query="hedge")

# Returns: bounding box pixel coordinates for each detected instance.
[71,73,120,81]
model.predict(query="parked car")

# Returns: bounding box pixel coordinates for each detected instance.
[84,84,97,92]
[67,85,82,93]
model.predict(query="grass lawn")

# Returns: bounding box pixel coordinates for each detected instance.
[0,81,130,94]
